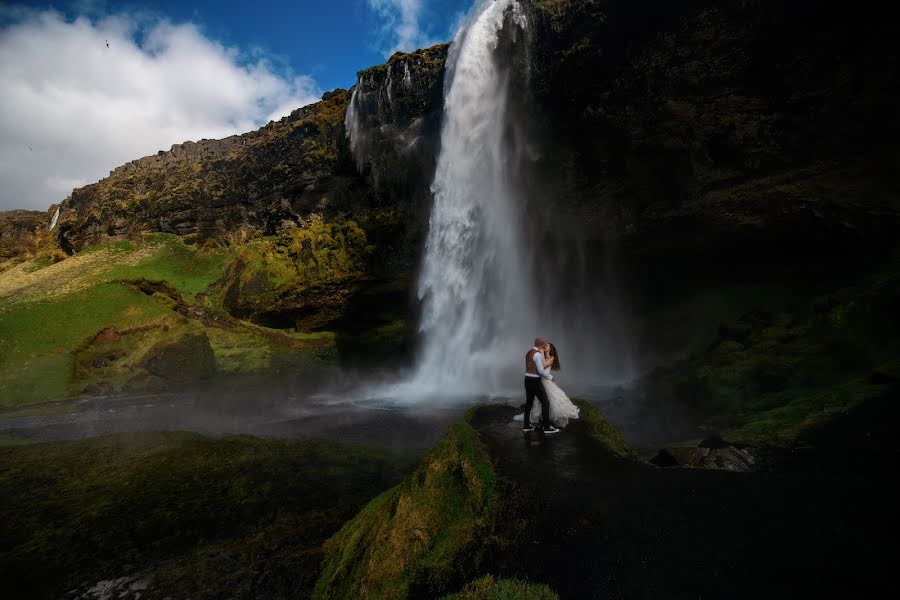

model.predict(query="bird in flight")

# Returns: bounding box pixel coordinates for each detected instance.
[106,40,109,48]
[27,146,33,151]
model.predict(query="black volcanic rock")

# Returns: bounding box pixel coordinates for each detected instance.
[527,0,900,295]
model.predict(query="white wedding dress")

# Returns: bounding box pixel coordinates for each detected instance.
[514,378,580,428]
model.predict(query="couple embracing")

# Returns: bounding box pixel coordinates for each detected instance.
[520,337,580,433]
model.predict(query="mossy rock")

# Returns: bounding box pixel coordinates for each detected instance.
[574,399,639,461]
[313,419,499,600]
[441,575,559,600]
[139,329,216,384]
[216,218,373,330]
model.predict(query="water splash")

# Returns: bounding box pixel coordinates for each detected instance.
[409,0,533,397]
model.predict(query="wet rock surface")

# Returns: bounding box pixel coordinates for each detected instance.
[470,404,895,599]
[650,436,756,471]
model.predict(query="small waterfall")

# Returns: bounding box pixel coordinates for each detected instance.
[385,67,393,104]
[403,62,413,89]
[49,206,60,230]
[344,82,368,173]
[411,0,533,396]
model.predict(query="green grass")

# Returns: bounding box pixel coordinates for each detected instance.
[313,418,501,600]
[726,376,889,445]
[442,576,559,600]
[648,256,900,446]
[0,434,34,447]
[104,233,232,298]
[0,432,418,599]
[0,283,172,405]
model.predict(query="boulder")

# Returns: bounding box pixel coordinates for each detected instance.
[651,436,756,471]
[140,330,216,384]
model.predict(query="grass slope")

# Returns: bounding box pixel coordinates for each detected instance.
[0,234,335,406]
[0,431,417,599]
[313,417,502,600]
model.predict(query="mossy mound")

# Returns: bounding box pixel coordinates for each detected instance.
[574,399,640,461]
[0,432,417,599]
[441,575,559,600]
[216,217,373,331]
[313,419,501,600]
[643,256,900,446]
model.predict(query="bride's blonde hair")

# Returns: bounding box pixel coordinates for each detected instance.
[549,343,561,371]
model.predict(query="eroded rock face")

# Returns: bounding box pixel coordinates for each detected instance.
[54,90,358,253]
[527,0,900,294]
[0,208,57,265]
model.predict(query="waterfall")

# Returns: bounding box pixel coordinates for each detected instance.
[344,82,368,172]
[411,0,533,396]
[49,206,60,230]
[403,62,412,89]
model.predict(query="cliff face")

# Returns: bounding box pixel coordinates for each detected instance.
[51,43,446,263]
[526,0,900,300]
[4,0,899,366]
[32,46,448,342]
[0,208,60,269]
[55,90,356,253]
[0,210,45,262]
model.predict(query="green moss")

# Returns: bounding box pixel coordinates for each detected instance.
[726,377,886,445]
[442,576,559,600]
[104,234,232,298]
[648,257,900,446]
[0,434,34,447]
[79,239,135,255]
[313,420,499,600]
[575,399,640,461]
[0,432,416,598]
[217,218,373,327]
[206,327,275,373]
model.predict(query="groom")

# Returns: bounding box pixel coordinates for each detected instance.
[523,338,560,434]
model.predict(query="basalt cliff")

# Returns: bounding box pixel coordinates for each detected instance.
[1,0,898,423]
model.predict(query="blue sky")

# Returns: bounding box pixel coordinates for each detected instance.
[0,0,473,210]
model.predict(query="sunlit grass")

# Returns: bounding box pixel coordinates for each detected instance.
[0,283,171,406]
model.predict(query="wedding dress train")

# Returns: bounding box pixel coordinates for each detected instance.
[514,378,580,428]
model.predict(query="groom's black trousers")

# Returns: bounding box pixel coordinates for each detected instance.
[524,376,551,427]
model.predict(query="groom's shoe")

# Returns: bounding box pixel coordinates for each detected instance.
[542,425,560,434]
[522,424,535,432]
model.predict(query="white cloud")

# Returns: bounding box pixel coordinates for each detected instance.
[367,0,437,57]
[0,8,322,211]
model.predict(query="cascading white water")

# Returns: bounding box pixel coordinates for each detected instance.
[49,206,60,230]
[411,0,534,396]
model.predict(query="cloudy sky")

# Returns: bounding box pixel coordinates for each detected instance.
[0,0,470,212]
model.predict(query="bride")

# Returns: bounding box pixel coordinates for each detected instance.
[517,343,580,428]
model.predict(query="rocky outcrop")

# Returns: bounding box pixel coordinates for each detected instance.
[139,330,216,385]
[650,436,756,471]
[52,44,449,272]
[54,90,357,253]
[214,218,372,330]
[0,209,56,266]
[526,0,900,299]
